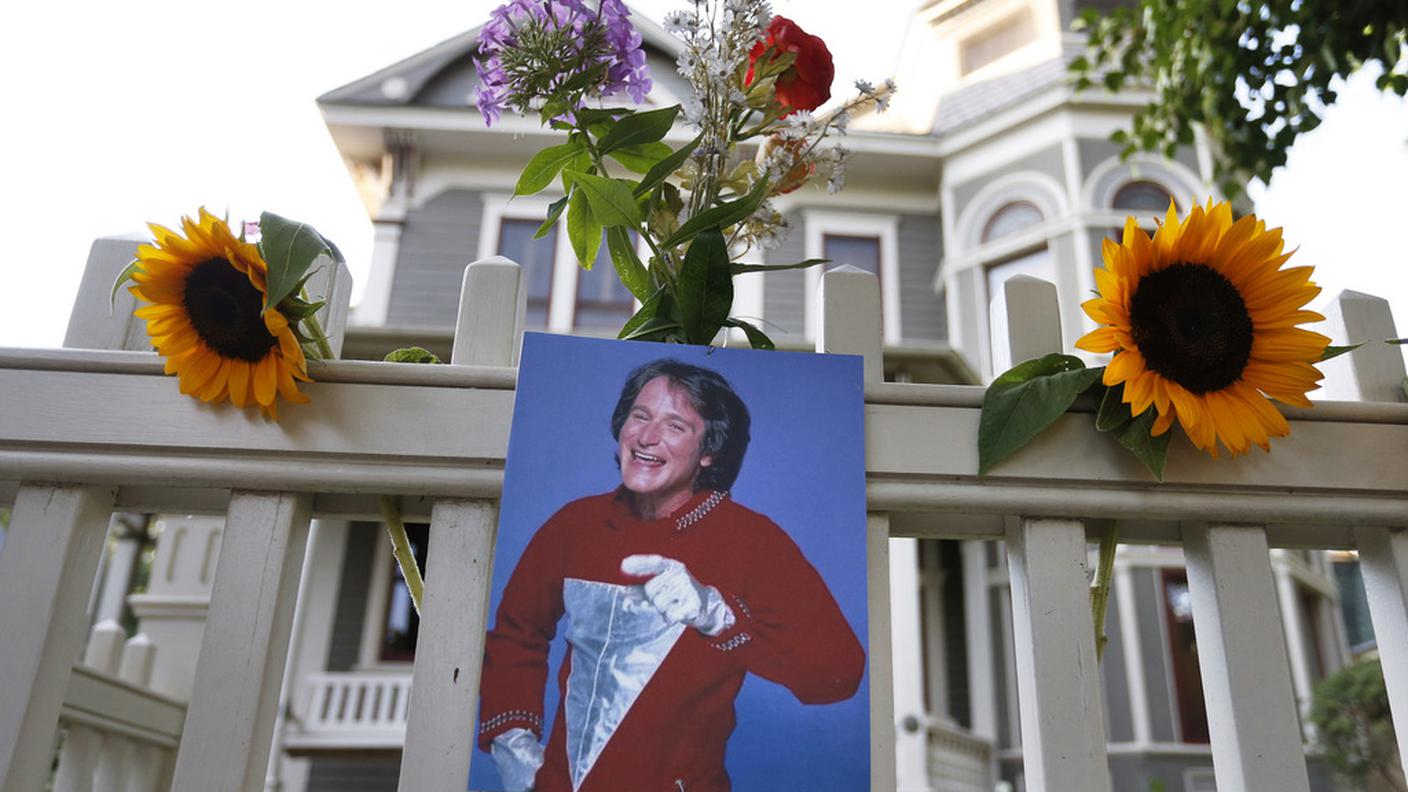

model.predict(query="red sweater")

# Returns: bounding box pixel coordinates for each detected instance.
[478,489,865,792]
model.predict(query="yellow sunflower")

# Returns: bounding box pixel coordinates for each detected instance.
[1075,199,1328,457]
[129,208,311,419]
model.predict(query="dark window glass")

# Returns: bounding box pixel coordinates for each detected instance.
[1334,559,1377,652]
[981,202,1043,243]
[1113,181,1176,213]
[1300,586,1327,681]
[381,523,430,662]
[1162,571,1210,743]
[575,232,636,329]
[497,218,557,326]
[823,234,881,275]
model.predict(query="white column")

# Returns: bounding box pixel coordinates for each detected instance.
[354,216,404,327]
[169,492,312,792]
[961,541,997,749]
[1004,517,1112,792]
[0,483,116,792]
[398,257,522,791]
[1356,527,1408,771]
[127,515,223,700]
[1273,562,1313,724]
[890,538,932,792]
[1183,523,1311,792]
[1113,564,1152,745]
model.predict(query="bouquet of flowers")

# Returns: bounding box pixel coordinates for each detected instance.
[473,0,893,347]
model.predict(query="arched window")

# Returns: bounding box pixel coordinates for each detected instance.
[981,201,1044,243]
[1112,180,1176,213]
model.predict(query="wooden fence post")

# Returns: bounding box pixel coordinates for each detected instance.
[0,484,116,792]
[998,275,1113,792]
[397,256,521,791]
[817,264,897,792]
[1324,291,1408,770]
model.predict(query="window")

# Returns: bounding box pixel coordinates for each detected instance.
[959,12,1037,75]
[1113,181,1176,213]
[802,212,900,343]
[982,201,1043,243]
[496,218,558,327]
[380,523,429,662]
[1333,556,1377,653]
[1161,571,1210,743]
[575,233,636,329]
[823,234,881,276]
[985,247,1053,370]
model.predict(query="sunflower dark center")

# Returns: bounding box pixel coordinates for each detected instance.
[182,258,276,362]
[1128,262,1253,394]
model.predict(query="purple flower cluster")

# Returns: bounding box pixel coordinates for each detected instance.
[474,0,652,126]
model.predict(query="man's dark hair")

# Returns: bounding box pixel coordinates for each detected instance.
[611,358,751,492]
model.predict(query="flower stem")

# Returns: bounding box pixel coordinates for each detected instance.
[379,495,424,616]
[298,288,337,360]
[1090,521,1119,662]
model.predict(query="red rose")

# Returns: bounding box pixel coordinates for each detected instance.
[746,16,835,116]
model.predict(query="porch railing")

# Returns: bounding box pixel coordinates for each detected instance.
[1,237,1406,792]
[283,672,412,752]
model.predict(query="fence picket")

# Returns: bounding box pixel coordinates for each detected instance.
[1183,523,1311,792]
[398,258,521,791]
[0,483,116,792]
[1004,517,1112,791]
[1355,527,1408,769]
[168,492,312,792]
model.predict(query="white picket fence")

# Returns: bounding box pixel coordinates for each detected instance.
[1,237,1406,792]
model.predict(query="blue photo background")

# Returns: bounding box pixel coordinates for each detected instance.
[469,333,870,790]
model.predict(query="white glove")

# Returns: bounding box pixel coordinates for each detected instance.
[491,727,544,792]
[621,554,735,636]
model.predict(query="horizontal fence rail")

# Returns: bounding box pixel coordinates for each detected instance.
[1,244,1406,792]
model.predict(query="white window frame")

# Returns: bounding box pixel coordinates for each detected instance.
[479,194,577,332]
[802,210,902,344]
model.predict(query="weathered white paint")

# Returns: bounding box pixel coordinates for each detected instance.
[1182,523,1311,792]
[62,235,149,352]
[169,492,312,792]
[1004,517,1112,792]
[0,483,116,792]
[398,257,520,791]
[1355,527,1408,770]
[1317,290,1406,403]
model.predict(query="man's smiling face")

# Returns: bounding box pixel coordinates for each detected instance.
[617,376,713,518]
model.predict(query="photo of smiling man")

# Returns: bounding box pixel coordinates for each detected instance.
[471,333,869,792]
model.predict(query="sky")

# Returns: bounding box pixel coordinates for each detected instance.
[1,1,1404,350]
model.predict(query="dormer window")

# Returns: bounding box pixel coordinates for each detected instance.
[959,11,1036,76]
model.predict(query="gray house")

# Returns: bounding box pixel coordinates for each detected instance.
[248,2,1357,790]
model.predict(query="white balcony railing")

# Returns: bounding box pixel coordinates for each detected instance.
[283,672,412,752]
[2,239,1406,792]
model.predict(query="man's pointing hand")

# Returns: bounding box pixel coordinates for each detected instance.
[621,554,734,635]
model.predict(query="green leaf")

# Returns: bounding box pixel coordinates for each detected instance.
[724,318,776,350]
[678,229,733,345]
[634,134,702,197]
[1320,342,1366,361]
[621,316,683,341]
[258,212,334,310]
[1111,407,1172,480]
[109,258,140,312]
[277,296,327,320]
[661,176,768,249]
[1387,338,1407,345]
[565,170,642,227]
[607,142,672,174]
[383,346,442,364]
[618,287,668,339]
[606,227,650,300]
[516,141,584,196]
[978,355,1103,474]
[597,105,681,155]
[1094,383,1135,432]
[729,258,828,275]
[566,189,602,268]
[536,195,569,239]
[559,150,592,192]
[575,106,632,126]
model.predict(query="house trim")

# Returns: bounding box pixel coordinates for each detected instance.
[802,210,902,343]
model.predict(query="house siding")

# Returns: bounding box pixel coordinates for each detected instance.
[1101,583,1135,743]
[387,189,486,328]
[326,523,379,672]
[307,755,400,792]
[762,211,807,340]
[898,213,947,341]
[1133,567,1179,743]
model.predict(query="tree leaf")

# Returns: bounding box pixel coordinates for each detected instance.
[109,258,140,312]
[618,287,669,339]
[516,141,584,196]
[724,318,776,350]
[565,170,642,227]
[597,105,681,155]
[606,227,650,300]
[607,142,672,174]
[566,189,602,268]
[383,346,442,364]
[635,134,702,197]
[536,195,569,239]
[621,316,683,341]
[661,176,767,249]
[677,229,733,345]
[1320,342,1366,361]
[978,355,1103,474]
[258,212,334,310]
[1111,407,1171,480]
[729,258,829,275]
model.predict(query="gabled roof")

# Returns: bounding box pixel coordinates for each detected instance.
[933,55,1070,137]
[318,8,686,109]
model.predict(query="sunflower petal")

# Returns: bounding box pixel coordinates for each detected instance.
[229,361,251,408]
[1075,326,1122,353]
[253,356,278,407]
